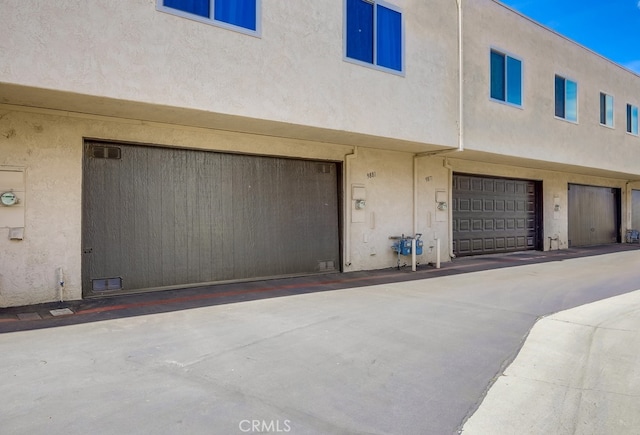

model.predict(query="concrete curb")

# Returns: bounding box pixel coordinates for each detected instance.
[461,290,640,435]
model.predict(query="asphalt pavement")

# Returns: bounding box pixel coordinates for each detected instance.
[1,248,640,434]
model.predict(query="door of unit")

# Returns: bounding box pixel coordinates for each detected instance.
[82,142,341,296]
[568,184,620,247]
[452,174,541,257]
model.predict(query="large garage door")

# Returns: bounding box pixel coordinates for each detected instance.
[632,190,640,231]
[82,142,341,296]
[568,184,620,247]
[453,174,541,257]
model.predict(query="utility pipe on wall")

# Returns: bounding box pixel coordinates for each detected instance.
[57,267,65,303]
[344,146,358,267]
[456,0,464,154]
[444,158,456,259]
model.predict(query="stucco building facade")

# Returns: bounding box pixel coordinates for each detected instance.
[1,0,639,307]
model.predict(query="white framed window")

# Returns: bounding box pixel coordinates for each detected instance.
[554,75,578,122]
[628,104,639,136]
[158,0,261,36]
[600,92,614,127]
[490,49,522,107]
[344,0,404,74]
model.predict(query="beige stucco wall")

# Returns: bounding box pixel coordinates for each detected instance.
[344,149,451,271]
[0,106,453,307]
[0,0,459,148]
[463,0,640,176]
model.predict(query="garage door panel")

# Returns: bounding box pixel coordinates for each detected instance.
[472,219,482,231]
[632,190,640,230]
[83,143,340,295]
[483,180,495,192]
[453,174,540,257]
[568,184,620,247]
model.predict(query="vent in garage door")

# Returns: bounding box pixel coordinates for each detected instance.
[90,145,121,159]
[453,174,542,257]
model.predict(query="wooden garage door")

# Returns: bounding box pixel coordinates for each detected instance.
[82,142,341,296]
[453,174,540,257]
[568,184,620,247]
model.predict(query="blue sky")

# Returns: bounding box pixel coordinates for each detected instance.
[498,0,640,74]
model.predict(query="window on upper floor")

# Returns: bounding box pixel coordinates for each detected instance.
[628,104,639,136]
[554,75,578,122]
[159,0,259,35]
[490,50,522,106]
[600,92,614,127]
[345,0,404,73]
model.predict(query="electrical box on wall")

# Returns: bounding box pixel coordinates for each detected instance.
[351,184,366,223]
[0,167,26,239]
[435,189,448,222]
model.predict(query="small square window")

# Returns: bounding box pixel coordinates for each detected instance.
[159,0,259,34]
[600,92,614,127]
[490,50,522,106]
[345,0,404,73]
[628,104,639,136]
[554,75,578,122]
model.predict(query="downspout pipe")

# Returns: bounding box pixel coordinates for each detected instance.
[444,157,456,259]
[344,146,358,267]
[456,0,463,154]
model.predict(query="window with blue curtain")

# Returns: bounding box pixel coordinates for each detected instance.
[164,0,209,18]
[215,0,256,31]
[346,0,374,64]
[161,0,258,33]
[490,50,522,106]
[554,75,577,122]
[345,0,403,73]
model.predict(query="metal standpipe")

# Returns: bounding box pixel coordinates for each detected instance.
[411,239,416,271]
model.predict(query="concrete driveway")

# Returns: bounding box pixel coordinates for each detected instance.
[2,250,640,434]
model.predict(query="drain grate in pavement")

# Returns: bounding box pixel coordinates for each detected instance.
[50,308,74,317]
[16,312,42,321]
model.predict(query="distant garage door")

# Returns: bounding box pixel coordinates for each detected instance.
[82,142,341,296]
[453,174,541,257]
[568,184,620,247]
[632,190,640,231]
